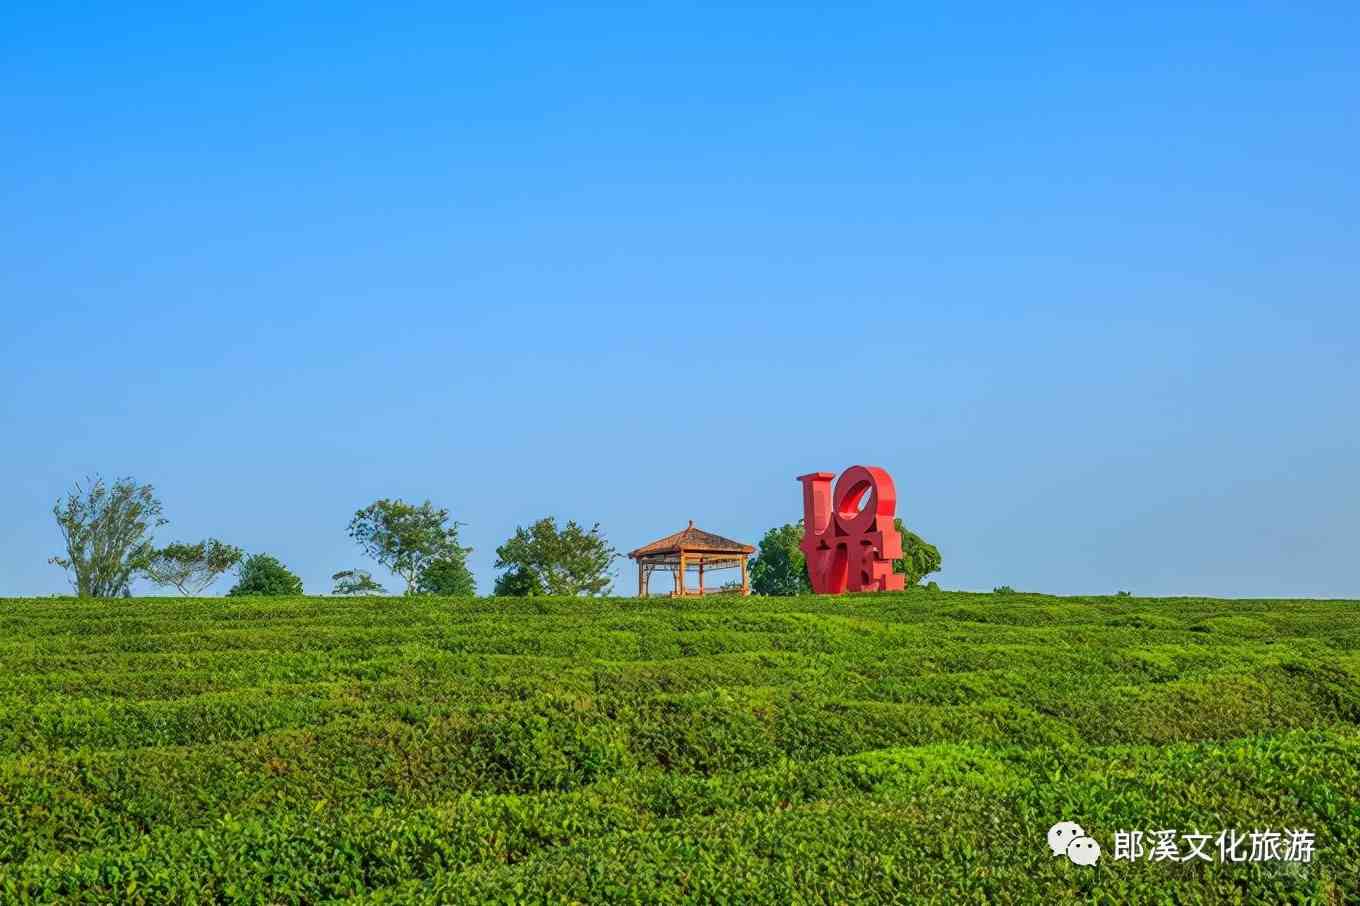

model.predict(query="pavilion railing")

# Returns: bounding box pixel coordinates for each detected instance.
[670,586,745,597]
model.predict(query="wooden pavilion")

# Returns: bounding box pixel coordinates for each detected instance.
[628,521,755,597]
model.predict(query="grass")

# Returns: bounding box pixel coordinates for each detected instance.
[0,590,1357,903]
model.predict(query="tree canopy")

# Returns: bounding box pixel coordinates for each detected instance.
[493,565,544,597]
[142,539,243,595]
[227,554,304,596]
[494,517,616,596]
[749,522,811,596]
[892,518,942,587]
[347,499,471,596]
[50,475,167,598]
[331,569,386,596]
[415,557,476,596]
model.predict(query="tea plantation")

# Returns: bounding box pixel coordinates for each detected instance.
[1,592,1357,904]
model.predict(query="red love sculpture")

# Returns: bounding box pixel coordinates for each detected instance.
[797,465,905,594]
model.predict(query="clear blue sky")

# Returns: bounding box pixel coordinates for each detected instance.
[2,2,1356,598]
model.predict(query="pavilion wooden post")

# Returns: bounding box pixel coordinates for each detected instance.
[677,553,685,596]
[740,557,749,595]
[698,560,705,596]
[638,562,647,598]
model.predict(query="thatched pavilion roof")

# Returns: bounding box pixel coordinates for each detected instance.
[628,521,755,559]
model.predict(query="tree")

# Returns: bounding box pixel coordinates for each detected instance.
[415,557,476,596]
[493,565,544,597]
[141,539,243,595]
[494,517,616,597]
[226,554,304,596]
[50,475,167,598]
[892,518,942,587]
[749,522,811,596]
[347,499,471,596]
[331,569,386,595]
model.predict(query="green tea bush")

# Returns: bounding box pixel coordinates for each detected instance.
[0,592,1357,902]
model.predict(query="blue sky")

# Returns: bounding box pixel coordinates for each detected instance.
[2,2,1356,598]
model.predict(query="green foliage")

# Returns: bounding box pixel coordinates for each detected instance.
[415,558,476,597]
[494,517,617,596]
[1116,589,1133,597]
[49,475,167,597]
[891,517,941,587]
[993,585,1016,595]
[226,553,304,596]
[142,539,243,595]
[331,569,386,596]
[749,522,810,596]
[348,499,472,595]
[493,565,544,597]
[0,592,1357,902]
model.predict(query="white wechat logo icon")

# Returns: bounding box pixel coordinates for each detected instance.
[1047,821,1084,856]
[1067,836,1101,865]
[1048,821,1101,865]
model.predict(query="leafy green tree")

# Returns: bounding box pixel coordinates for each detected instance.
[142,539,243,595]
[331,569,386,595]
[493,565,544,597]
[892,518,942,587]
[227,554,304,596]
[749,522,811,596]
[415,557,476,596]
[494,517,616,596]
[347,499,472,596]
[50,475,167,598]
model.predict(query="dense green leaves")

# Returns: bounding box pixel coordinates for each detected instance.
[492,565,543,597]
[415,558,476,597]
[0,592,1357,902]
[748,522,810,596]
[892,517,941,587]
[494,517,617,596]
[226,553,304,596]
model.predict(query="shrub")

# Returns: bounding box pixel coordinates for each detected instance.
[749,523,810,596]
[494,566,544,597]
[416,558,476,597]
[227,554,304,596]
